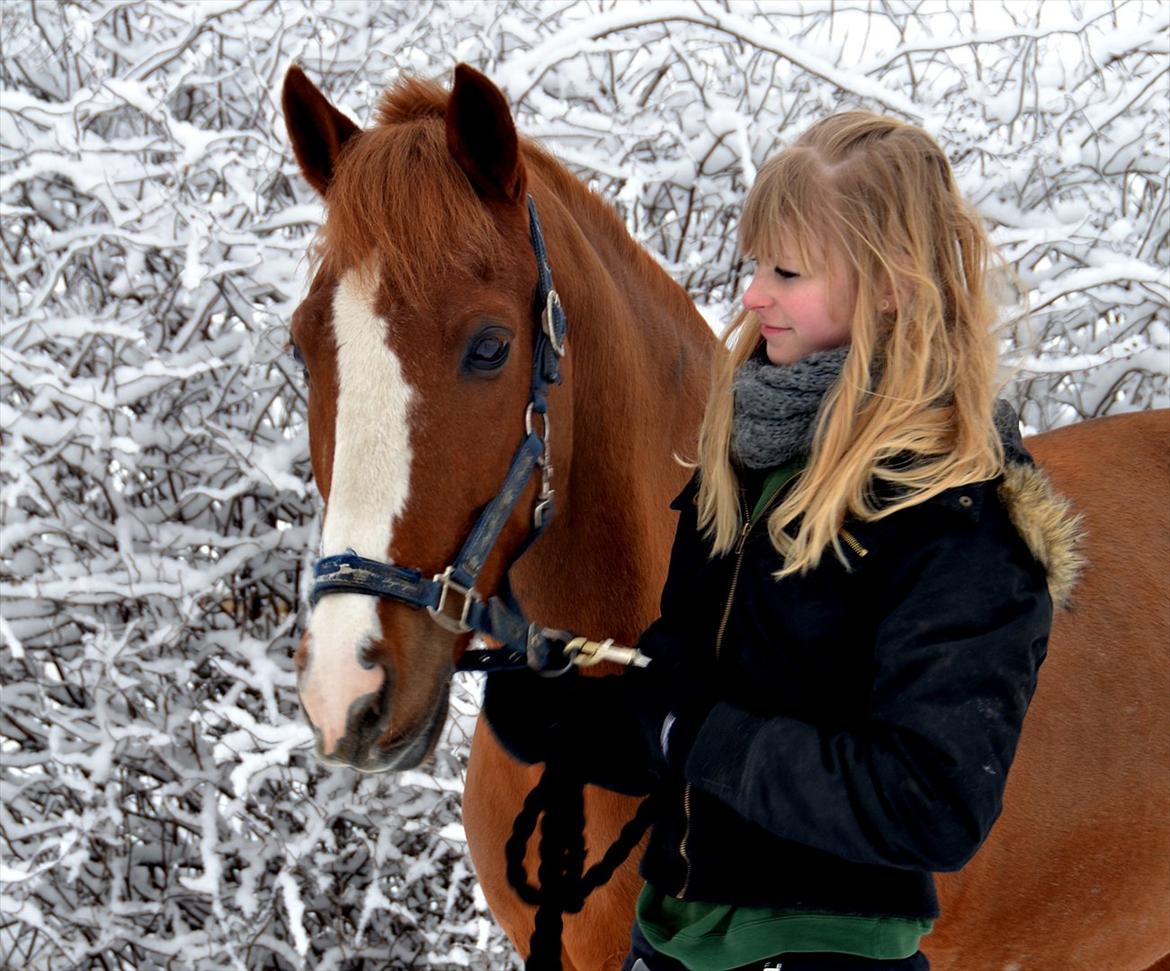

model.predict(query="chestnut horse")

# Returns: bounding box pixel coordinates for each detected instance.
[281,63,1170,970]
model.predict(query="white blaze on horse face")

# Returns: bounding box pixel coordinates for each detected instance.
[301,269,415,756]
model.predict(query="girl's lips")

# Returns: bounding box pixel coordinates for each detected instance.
[761,324,792,334]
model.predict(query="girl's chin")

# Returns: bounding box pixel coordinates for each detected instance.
[762,331,799,365]
[764,348,804,366]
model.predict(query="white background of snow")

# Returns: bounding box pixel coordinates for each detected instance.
[1,1,1167,969]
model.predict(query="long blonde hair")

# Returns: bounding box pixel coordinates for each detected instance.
[696,112,1005,575]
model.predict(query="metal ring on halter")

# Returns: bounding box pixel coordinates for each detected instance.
[542,290,566,357]
[525,402,551,443]
[531,625,577,677]
[427,566,480,634]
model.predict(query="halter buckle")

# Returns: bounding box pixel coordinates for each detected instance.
[427,567,480,634]
[526,404,556,531]
[542,290,566,357]
[533,496,554,531]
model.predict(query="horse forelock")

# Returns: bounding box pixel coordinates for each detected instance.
[315,80,503,311]
[374,74,448,125]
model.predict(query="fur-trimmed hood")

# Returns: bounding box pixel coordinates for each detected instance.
[999,461,1085,609]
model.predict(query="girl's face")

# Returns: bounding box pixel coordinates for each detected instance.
[742,247,856,366]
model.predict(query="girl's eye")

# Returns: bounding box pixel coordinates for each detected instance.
[774,266,799,280]
[291,344,309,383]
[466,331,511,373]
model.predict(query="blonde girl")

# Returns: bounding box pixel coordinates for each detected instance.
[487,112,1069,971]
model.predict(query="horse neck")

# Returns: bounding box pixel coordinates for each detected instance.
[515,161,717,641]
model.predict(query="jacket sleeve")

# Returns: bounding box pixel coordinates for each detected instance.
[682,497,1053,871]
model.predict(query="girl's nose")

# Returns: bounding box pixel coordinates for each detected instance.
[742,274,770,312]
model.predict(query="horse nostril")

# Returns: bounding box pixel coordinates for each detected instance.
[320,667,394,766]
[348,691,383,734]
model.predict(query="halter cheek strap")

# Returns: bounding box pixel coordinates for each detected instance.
[310,195,569,673]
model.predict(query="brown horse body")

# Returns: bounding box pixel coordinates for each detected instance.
[282,64,1169,970]
[930,409,1170,971]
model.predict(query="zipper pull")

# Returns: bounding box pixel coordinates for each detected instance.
[735,519,751,554]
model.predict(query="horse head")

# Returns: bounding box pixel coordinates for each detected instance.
[282,64,568,772]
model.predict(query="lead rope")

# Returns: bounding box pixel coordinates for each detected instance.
[504,759,658,971]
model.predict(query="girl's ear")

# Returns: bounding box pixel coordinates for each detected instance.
[283,65,361,197]
[874,257,906,315]
[445,63,526,204]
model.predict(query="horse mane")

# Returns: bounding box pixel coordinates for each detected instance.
[316,74,696,330]
[522,145,698,324]
[375,75,447,125]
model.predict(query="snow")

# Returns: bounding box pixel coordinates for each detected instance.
[277,869,311,958]
[1,1,1166,969]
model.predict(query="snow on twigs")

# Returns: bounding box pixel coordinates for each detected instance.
[1,2,1166,969]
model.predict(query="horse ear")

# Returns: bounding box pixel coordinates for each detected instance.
[446,64,525,204]
[282,65,361,197]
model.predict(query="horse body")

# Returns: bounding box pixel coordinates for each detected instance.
[931,409,1170,971]
[282,64,1169,971]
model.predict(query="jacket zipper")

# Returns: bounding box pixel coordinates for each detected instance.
[674,481,871,898]
[840,528,868,558]
[714,517,752,662]
[678,485,778,899]
[677,783,694,897]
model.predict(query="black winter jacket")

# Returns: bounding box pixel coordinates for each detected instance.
[485,439,1075,920]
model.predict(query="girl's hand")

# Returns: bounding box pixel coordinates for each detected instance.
[638,660,717,777]
[482,669,656,796]
[482,668,574,766]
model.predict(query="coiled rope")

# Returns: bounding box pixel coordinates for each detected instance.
[504,759,658,970]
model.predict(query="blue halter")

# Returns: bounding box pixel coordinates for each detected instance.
[310,195,571,674]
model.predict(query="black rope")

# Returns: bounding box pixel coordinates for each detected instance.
[505,760,658,971]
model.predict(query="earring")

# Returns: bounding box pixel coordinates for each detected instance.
[879,300,891,312]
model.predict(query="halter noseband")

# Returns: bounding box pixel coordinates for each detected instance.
[310,195,570,674]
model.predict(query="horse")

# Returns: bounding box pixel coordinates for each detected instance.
[281,61,714,967]
[280,63,1170,970]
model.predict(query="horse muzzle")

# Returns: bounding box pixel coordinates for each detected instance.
[296,610,453,773]
[304,671,450,774]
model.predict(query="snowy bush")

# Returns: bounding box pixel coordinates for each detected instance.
[1,2,1166,969]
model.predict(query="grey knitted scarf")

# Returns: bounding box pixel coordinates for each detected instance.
[730,346,850,469]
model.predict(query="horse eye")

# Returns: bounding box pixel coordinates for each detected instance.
[290,344,310,383]
[466,331,511,373]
